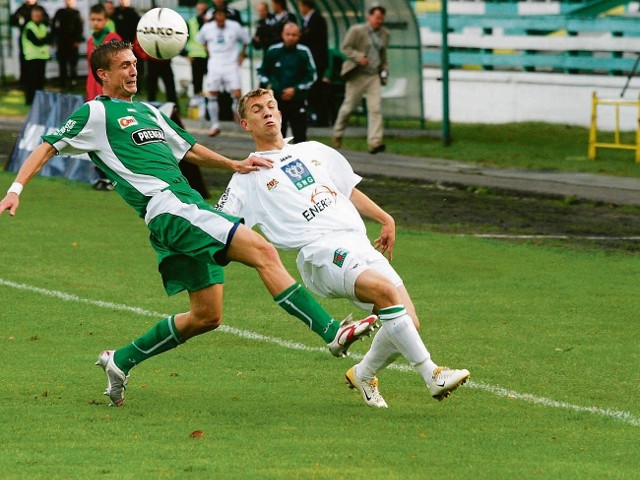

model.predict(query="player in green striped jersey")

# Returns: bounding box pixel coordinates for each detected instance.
[0,40,377,406]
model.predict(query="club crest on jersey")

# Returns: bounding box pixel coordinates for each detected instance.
[333,248,349,268]
[266,179,279,191]
[118,116,138,128]
[282,159,315,190]
[131,128,165,145]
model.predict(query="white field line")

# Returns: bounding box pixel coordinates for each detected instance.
[2,277,639,428]
[463,234,640,241]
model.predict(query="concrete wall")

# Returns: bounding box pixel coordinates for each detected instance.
[423,68,640,131]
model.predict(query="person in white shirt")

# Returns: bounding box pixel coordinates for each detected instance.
[215,88,471,408]
[196,7,250,136]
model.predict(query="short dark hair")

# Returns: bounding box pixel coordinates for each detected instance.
[272,0,287,9]
[31,4,46,15]
[299,0,316,8]
[369,5,386,16]
[90,4,107,16]
[90,40,133,86]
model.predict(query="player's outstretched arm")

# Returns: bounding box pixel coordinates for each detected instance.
[349,188,396,260]
[0,143,57,217]
[183,143,273,174]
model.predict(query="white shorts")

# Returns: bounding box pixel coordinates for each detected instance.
[296,231,403,312]
[205,64,242,92]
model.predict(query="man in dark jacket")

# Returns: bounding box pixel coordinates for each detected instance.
[112,0,139,43]
[252,1,277,51]
[51,0,84,88]
[298,0,329,125]
[258,22,316,143]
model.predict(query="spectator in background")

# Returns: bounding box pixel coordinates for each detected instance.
[103,0,116,33]
[51,0,84,89]
[21,4,51,105]
[197,7,250,137]
[11,0,49,85]
[257,22,316,143]
[86,4,121,101]
[207,0,243,26]
[86,4,121,190]
[185,1,209,96]
[271,0,297,37]
[251,1,277,51]
[112,0,139,43]
[297,0,329,126]
[332,6,389,155]
[146,57,178,106]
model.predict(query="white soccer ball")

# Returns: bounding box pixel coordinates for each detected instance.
[136,8,188,60]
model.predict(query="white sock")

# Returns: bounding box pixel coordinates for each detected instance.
[207,96,219,129]
[373,305,438,385]
[356,325,401,381]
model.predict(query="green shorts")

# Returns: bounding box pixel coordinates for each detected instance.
[145,186,242,296]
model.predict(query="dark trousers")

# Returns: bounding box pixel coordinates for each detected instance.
[23,59,46,105]
[191,57,207,95]
[278,97,308,144]
[308,80,331,126]
[147,60,177,105]
[57,45,79,86]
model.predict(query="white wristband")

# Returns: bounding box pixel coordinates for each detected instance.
[7,182,24,196]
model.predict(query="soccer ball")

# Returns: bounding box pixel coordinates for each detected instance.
[136,8,188,60]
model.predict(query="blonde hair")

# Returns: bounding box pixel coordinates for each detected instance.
[237,88,276,119]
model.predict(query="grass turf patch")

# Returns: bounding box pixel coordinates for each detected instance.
[0,174,639,479]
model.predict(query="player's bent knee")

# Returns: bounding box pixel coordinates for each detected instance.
[193,313,223,332]
[190,306,223,331]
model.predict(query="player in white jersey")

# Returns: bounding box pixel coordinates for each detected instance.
[0,42,377,407]
[216,88,471,407]
[196,8,251,136]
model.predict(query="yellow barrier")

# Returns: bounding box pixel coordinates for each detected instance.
[588,91,640,163]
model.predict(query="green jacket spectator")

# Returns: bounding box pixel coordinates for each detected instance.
[257,23,316,144]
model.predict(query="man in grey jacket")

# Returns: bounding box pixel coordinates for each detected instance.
[332,6,389,154]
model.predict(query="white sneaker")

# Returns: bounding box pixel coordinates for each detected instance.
[95,350,129,407]
[428,366,470,401]
[345,366,388,408]
[328,314,378,357]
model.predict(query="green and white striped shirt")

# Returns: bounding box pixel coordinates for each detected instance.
[43,96,197,218]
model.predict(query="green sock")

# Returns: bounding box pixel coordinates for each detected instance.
[274,283,339,343]
[113,316,184,375]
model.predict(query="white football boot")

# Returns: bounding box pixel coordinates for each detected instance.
[428,366,470,401]
[345,366,388,408]
[95,350,129,407]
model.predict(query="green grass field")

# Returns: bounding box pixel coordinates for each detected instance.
[1,173,638,479]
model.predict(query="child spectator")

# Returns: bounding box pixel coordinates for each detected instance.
[86,3,121,190]
[86,3,121,101]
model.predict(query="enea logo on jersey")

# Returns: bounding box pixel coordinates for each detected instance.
[131,128,165,145]
[302,185,337,222]
[281,160,315,190]
[118,116,138,129]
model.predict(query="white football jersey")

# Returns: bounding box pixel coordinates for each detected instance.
[196,19,250,67]
[215,141,366,250]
